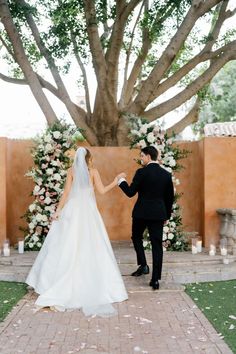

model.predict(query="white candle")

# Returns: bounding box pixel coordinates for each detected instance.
[192,245,198,254]
[223,257,229,265]
[3,246,10,257]
[18,240,24,254]
[196,240,202,253]
[209,244,216,256]
[220,247,227,256]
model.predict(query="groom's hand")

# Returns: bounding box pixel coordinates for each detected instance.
[117,172,126,179]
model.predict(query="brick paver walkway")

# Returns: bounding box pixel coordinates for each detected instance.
[0,277,232,354]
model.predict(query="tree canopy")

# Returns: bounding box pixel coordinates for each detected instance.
[0,0,236,145]
[195,60,236,133]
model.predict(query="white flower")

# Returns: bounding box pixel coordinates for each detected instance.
[46,168,54,175]
[39,188,45,195]
[32,235,39,242]
[54,173,62,181]
[51,160,60,167]
[29,204,36,212]
[147,132,156,143]
[163,226,169,233]
[153,125,161,133]
[37,178,43,186]
[29,222,35,229]
[171,222,176,227]
[53,131,61,139]
[143,240,148,247]
[36,242,42,247]
[45,205,55,212]
[36,214,43,222]
[44,196,52,205]
[41,215,48,222]
[29,243,34,248]
[167,138,173,145]
[131,129,141,137]
[33,185,40,195]
[175,179,180,185]
[162,234,167,241]
[158,144,165,151]
[168,233,174,240]
[169,158,176,167]
[45,143,53,152]
[138,139,146,148]
[44,134,52,143]
[140,124,148,134]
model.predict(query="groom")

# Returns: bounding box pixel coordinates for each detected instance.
[118,146,174,290]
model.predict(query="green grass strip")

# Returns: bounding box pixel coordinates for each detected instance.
[0,281,28,322]
[185,280,236,353]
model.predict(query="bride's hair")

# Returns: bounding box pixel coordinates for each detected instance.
[85,148,92,166]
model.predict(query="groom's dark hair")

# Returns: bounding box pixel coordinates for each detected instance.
[141,146,158,161]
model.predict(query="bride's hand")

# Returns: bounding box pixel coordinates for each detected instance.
[51,210,60,221]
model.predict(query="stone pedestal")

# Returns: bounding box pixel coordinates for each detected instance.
[217,208,236,254]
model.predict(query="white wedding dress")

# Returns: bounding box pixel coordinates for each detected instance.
[26,148,128,316]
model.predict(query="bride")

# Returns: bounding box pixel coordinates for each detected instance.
[26,147,128,316]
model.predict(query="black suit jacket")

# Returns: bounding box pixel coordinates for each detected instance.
[119,163,174,221]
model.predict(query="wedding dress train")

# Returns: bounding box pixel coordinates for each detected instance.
[26,148,128,316]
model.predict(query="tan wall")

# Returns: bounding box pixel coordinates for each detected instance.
[204,137,236,247]
[1,137,236,246]
[6,140,34,245]
[0,138,7,247]
[175,141,204,240]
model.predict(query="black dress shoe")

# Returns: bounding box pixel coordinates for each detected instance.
[149,280,159,290]
[131,265,149,276]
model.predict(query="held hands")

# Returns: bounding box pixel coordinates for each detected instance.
[117,172,126,180]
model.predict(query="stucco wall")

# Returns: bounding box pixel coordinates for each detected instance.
[203,137,236,247]
[175,140,204,239]
[0,138,7,247]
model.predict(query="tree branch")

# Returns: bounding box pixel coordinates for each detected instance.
[143,49,235,121]
[71,32,92,122]
[151,41,236,99]
[119,0,145,109]
[202,1,229,53]
[105,0,142,101]
[83,0,107,91]
[0,72,26,84]
[122,0,183,108]
[129,0,222,114]
[15,0,98,144]
[0,33,14,57]
[166,98,200,135]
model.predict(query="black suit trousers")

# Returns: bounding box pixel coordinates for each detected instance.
[132,218,164,281]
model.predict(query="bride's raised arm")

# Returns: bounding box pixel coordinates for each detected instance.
[52,168,73,220]
[91,169,118,195]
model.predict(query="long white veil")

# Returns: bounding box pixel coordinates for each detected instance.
[66,147,118,317]
[71,147,90,190]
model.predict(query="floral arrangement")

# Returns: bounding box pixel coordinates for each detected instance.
[21,121,84,250]
[128,115,189,251]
